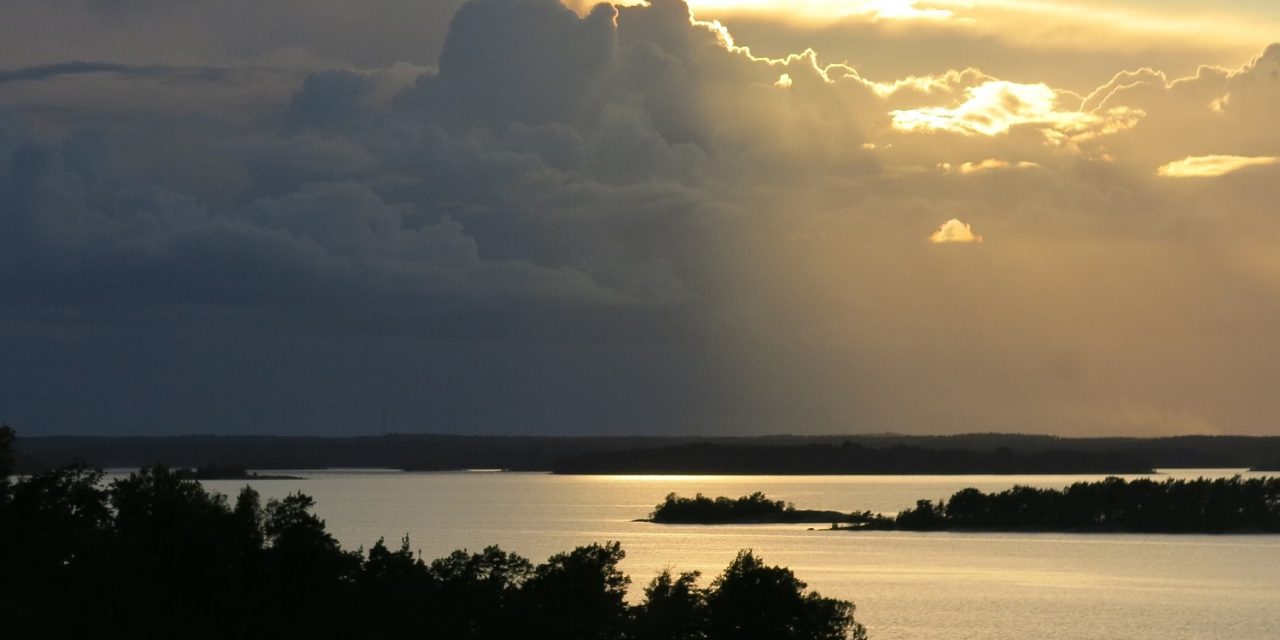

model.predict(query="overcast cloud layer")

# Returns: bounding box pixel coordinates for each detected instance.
[2,0,1278,436]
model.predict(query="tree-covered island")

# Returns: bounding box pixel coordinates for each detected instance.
[654,477,1280,533]
[177,463,302,480]
[647,492,880,525]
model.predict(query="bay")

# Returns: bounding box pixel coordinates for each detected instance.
[198,470,1280,640]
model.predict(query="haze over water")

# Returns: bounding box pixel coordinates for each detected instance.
[198,470,1280,640]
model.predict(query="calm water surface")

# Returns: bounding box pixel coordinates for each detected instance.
[199,470,1280,640]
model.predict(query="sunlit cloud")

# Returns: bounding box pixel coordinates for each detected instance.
[938,159,1041,174]
[930,218,984,244]
[891,80,1142,142]
[1156,155,1280,178]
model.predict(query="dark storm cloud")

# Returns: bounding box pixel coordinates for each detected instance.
[0,0,763,435]
[0,0,467,68]
[283,71,375,132]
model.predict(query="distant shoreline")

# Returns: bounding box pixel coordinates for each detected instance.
[552,442,1155,475]
[17,433,1280,476]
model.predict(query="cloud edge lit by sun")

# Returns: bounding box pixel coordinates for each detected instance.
[930,219,984,244]
[1156,155,1280,178]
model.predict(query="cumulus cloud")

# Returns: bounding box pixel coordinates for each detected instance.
[929,218,983,244]
[1082,44,1280,165]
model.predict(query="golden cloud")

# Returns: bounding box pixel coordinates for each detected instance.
[937,158,1041,174]
[654,0,954,22]
[1155,155,1280,178]
[890,80,1141,141]
[930,218,984,244]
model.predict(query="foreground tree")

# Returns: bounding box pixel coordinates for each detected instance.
[0,424,14,490]
[1,463,113,637]
[707,551,867,640]
[633,569,709,640]
[519,541,631,640]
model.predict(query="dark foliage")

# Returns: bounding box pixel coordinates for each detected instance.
[0,429,864,640]
[177,464,301,480]
[633,570,707,640]
[707,551,867,640]
[854,476,1280,533]
[0,424,13,500]
[657,480,1280,533]
[650,492,855,524]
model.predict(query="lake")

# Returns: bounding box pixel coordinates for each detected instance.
[198,470,1280,640]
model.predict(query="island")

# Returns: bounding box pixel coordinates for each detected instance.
[645,492,881,525]
[652,476,1280,533]
[177,464,302,480]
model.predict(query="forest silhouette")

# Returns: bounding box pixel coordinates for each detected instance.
[0,426,865,640]
[653,478,1280,533]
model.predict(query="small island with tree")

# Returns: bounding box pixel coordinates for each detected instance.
[653,476,1280,534]
[177,463,302,481]
[646,492,879,525]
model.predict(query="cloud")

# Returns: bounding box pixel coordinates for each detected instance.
[846,1,955,21]
[1081,44,1280,165]
[0,61,230,85]
[673,0,1279,56]
[2,1,1280,437]
[938,158,1040,174]
[1156,155,1279,178]
[577,0,956,23]
[283,70,375,132]
[929,218,983,244]
[890,80,1141,141]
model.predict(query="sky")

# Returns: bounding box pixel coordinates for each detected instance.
[1,0,1278,437]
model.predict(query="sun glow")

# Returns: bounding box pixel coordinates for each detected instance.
[679,0,953,21]
[563,0,1280,54]
[566,0,955,22]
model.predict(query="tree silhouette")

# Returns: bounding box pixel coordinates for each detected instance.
[519,541,631,640]
[634,569,708,640]
[430,545,533,639]
[707,550,866,640]
[1,463,113,637]
[0,424,14,488]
